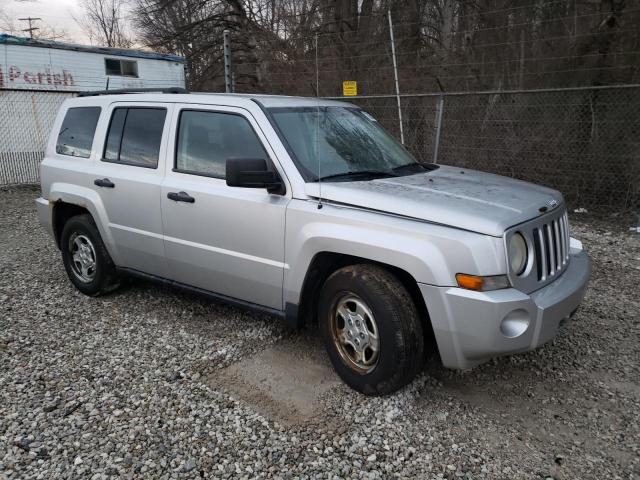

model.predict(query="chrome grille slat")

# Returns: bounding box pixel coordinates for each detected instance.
[564,212,570,260]
[553,219,561,270]
[537,228,547,281]
[546,224,556,275]
[559,215,567,264]
[560,215,565,260]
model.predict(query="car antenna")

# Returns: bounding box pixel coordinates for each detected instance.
[315,32,323,210]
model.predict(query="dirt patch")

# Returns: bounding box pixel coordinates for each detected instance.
[208,333,342,426]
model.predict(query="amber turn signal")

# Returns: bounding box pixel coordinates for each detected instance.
[456,273,510,291]
[456,274,484,291]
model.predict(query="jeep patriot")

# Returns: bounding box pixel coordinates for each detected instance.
[36,89,591,394]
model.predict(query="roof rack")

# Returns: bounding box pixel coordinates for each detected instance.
[77,87,189,97]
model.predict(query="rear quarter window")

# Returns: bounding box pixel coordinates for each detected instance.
[56,107,102,158]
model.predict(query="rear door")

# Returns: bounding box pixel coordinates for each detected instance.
[160,104,289,310]
[91,102,172,277]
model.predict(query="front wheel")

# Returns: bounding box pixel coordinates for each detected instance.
[319,264,424,395]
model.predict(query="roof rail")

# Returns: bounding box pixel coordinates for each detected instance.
[77,87,189,97]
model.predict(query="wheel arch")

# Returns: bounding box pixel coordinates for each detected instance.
[48,183,118,262]
[52,202,90,249]
[289,251,435,347]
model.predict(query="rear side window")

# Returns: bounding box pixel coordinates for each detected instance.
[103,107,167,168]
[175,110,267,178]
[56,107,101,158]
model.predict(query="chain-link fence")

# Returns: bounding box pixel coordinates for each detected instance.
[1,84,638,211]
[335,85,640,211]
[0,89,74,185]
[215,4,640,213]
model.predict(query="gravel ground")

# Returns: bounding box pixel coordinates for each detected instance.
[0,185,638,479]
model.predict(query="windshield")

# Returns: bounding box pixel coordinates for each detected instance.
[268,106,422,182]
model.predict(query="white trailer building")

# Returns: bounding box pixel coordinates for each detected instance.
[0,34,186,184]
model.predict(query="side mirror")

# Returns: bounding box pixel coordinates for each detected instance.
[226,158,284,195]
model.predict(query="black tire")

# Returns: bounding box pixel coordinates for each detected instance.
[319,264,424,395]
[60,213,120,296]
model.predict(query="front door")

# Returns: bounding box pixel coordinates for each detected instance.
[160,105,289,310]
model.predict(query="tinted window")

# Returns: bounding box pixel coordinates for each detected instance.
[56,107,101,158]
[103,108,166,168]
[104,108,127,161]
[176,111,267,178]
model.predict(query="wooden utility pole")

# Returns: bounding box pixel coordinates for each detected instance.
[19,17,41,38]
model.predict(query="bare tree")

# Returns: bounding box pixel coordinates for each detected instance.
[0,7,18,34]
[128,0,640,94]
[75,0,133,48]
[133,0,263,91]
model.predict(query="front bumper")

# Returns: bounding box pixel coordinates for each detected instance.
[420,245,591,369]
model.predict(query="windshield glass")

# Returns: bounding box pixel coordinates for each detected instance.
[268,106,421,182]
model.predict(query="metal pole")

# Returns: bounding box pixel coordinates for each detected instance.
[433,95,445,163]
[387,10,404,145]
[223,30,233,93]
[315,33,319,97]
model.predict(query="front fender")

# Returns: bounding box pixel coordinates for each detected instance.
[49,182,121,264]
[283,200,506,307]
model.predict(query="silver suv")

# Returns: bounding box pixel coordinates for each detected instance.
[36,90,591,395]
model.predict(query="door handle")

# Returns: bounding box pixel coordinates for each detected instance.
[94,178,115,188]
[167,191,195,203]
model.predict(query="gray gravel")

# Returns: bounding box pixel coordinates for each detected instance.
[1,185,638,479]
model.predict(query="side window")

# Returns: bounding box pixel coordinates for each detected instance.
[56,107,101,158]
[175,110,267,178]
[103,107,167,168]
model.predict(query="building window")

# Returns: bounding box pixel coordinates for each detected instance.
[105,58,138,77]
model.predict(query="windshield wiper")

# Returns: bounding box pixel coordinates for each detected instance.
[315,170,397,182]
[392,163,428,174]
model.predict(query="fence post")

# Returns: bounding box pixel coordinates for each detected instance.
[432,95,445,163]
[223,29,234,93]
[387,10,404,145]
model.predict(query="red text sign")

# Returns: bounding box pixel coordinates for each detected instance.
[0,65,75,89]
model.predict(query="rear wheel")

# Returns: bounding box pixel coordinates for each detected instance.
[60,214,119,296]
[319,264,424,395]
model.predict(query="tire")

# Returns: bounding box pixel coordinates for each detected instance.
[319,264,425,395]
[60,213,120,296]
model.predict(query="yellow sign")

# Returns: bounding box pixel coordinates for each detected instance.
[342,80,357,96]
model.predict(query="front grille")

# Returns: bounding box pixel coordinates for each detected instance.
[532,211,570,281]
[505,207,571,293]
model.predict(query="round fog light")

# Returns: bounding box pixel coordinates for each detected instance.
[500,309,530,338]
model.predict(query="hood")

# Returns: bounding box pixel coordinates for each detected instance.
[304,165,563,237]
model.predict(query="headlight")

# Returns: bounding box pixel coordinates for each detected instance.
[509,232,528,275]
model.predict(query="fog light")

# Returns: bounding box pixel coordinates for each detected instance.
[500,309,530,338]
